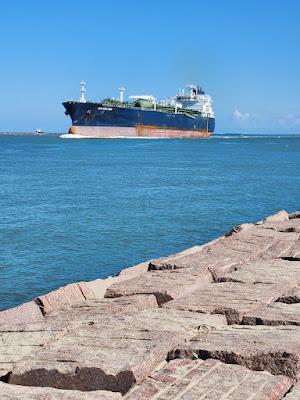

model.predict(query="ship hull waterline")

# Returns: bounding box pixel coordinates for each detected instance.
[68,125,212,139]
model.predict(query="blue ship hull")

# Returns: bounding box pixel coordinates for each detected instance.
[63,101,215,138]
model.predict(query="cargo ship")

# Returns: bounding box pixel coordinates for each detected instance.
[62,82,215,138]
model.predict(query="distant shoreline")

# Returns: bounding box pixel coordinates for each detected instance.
[0,132,62,136]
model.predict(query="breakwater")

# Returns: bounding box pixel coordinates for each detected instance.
[0,210,300,399]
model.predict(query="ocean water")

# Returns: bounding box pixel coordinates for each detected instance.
[0,134,299,311]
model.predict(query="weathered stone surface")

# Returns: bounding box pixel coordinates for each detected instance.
[46,295,158,328]
[105,269,212,305]
[148,252,208,271]
[0,322,64,378]
[258,240,294,260]
[225,223,254,237]
[124,358,294,400]
[0,382,122,399]
[262,210,289,223]
[210,238,261,257]
[37,279,124,314]
[230,231,275,248]
[36,283,88,314]
[0,301,44,325]
[79,278,112,300]
[148,232,265,275]
[217,259,300,287]
[148,242,222,271]
[168,325,300,379]
[257,218,300,233]
[8,308,226,394]
[117,261,149,280]
[202,231,279,276]
[148,238,231,273]
[236,225,300,241]
[284,381,300,399]
[217,235,267,254]
[9,321,186,394]
[281,242,300,259]
[205,243,251,263]
[242,302,300,326]
[277,287,300,304]
[114,308,227,335]
[2,210,300,398]
[77,281,104,300]
[164,282,287,324]
[289,210,300,219]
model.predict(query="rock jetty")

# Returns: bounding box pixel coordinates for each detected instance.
[1,210,300,399]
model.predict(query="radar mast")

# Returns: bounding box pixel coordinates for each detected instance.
[79,81,86,103]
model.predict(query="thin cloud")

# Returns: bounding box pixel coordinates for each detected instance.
[233,109,251,120]
[278,114,300,127]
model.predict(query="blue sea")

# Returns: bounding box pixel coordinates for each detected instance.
[0,134,299,311]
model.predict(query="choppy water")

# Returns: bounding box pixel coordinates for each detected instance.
[0,134,299,310]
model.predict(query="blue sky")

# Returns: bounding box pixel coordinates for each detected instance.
[1,0,300,133]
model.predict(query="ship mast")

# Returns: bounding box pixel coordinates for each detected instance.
[79,81,86,103]
[119,87,125,103]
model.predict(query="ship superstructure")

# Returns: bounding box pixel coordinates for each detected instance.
[176,85,214,117]
[63,82,215,138]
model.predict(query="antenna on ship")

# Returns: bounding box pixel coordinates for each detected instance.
[119,87,125,103]
[79,81,86,103]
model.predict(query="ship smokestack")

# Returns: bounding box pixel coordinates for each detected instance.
[119,87,125,103]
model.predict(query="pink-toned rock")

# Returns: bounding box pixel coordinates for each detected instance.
[9,323,186,394]
[105,269,213,305]
[205,243,251,262]
[148,239,229,272]
[149,222,295,278]
[148,252,211,271]
[46,295,158,328]
[164,282,287,324]
[217,235,266,254]
[262,210,289,223]
[236,225,299,242]
[122,246,208,275]
[281,242,300,260]
[284,381,300,399]
[258,240,294,260]
[225,222,254,237]
[82,276,122,299]
[116,308,227,335]
[36,283,88,314]
[117,261,149,280]
[230,231,275,248]
[203,236,269,276]
[242,302,300,326]
[217,259,300,287]
[0,322,64,379]
[124,358,294,400]
[152,250,241,278]
[169,325,300,379]
[7,307,226,394]
[289,210,300,219]
[257,218,300,233]
[3,210,300,398]
[77,281,100,300]
[277,287,300,304]
[0,382,122,399]
[0,301,44,325]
